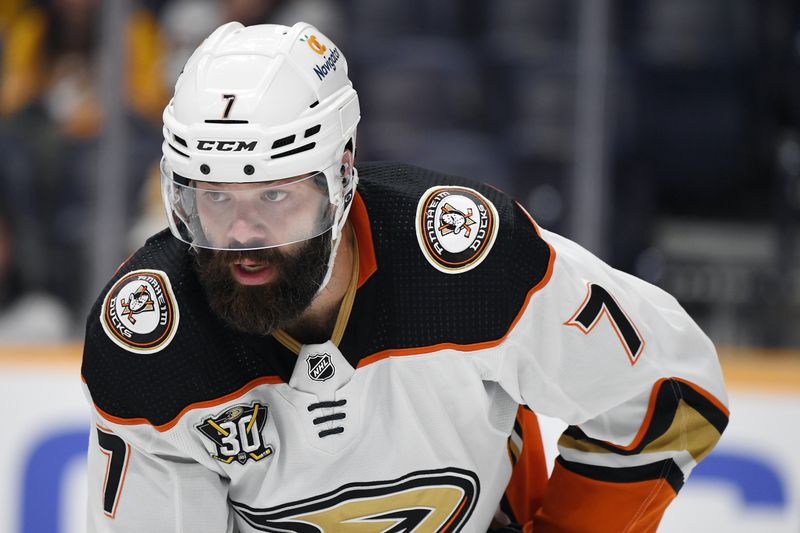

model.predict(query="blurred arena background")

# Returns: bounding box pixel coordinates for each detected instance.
[0,0,798,531]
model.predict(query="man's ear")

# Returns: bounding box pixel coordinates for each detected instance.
[340,149,354,180]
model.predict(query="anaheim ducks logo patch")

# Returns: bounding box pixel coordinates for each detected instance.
[100,269,179,354]
[416,186,499,274]
[232,468,479,532]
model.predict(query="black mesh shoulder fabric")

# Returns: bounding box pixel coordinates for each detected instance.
[339,162,552,362]
[81,229,297,426]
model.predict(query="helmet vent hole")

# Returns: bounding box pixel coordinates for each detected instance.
[244,165,255,175]
[168,143,189,158]
[200,164,211,175]
[272,135,296,149]
[309,100,319,109]
[173,172,190,186]
[173,134,188,147]
[304,124,321,138]
[271,142,316,159]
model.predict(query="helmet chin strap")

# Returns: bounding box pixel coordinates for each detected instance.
[316,167,358,296]
[316,233,341,297]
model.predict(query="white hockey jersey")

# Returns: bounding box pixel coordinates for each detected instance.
[82,162,729,532]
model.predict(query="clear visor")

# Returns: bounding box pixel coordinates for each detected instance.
[160,159,337,251]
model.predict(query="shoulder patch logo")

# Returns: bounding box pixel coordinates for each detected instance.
[100,269,179,354]
[197,402,274,465]
[415,186,499,274]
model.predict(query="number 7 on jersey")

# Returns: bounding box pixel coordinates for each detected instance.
[565,283,645,365]
[96,426,131,518]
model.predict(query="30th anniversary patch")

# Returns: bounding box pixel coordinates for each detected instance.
[415,186,499,274]
[197,402,273,465]
[100,269,179,354]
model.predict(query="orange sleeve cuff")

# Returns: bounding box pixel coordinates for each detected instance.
[532,460,678,533]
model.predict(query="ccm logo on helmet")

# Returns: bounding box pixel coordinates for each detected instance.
[196,140,257,152]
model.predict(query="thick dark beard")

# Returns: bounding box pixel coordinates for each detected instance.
[194,232,332,336]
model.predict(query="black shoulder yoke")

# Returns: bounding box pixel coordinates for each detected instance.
[338,162,552,361]
[81,230,297,427]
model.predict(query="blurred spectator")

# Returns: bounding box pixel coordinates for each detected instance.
[0,0,167,311]
[0,205,72,343]
[1,0,167,122]
[0,0,26,35]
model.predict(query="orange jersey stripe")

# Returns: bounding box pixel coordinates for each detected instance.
[533,460,677,533]
[87,374,284,432]
[350,191,377,289]
[504,407,548,525]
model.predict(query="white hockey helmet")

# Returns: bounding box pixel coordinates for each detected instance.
[161,21,360,251]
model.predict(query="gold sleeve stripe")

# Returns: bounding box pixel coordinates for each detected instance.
[558,377,728,462]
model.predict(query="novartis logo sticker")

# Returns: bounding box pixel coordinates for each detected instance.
[100,269,179,354]
[415,186,499,274]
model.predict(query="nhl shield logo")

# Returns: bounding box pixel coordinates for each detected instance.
[415,186,499,274]
[307,353,335,382]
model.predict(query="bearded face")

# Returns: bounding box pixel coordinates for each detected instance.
[193,231,332,336]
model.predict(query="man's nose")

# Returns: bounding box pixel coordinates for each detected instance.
[227,203,269,245]
[227,217,269,246]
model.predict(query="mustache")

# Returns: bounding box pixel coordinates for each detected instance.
[200,246,287,268]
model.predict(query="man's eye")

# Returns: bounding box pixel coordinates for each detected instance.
[203,191,229,203]
[262,190,288,202]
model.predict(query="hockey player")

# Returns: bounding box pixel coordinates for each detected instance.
[81,22,729,532]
